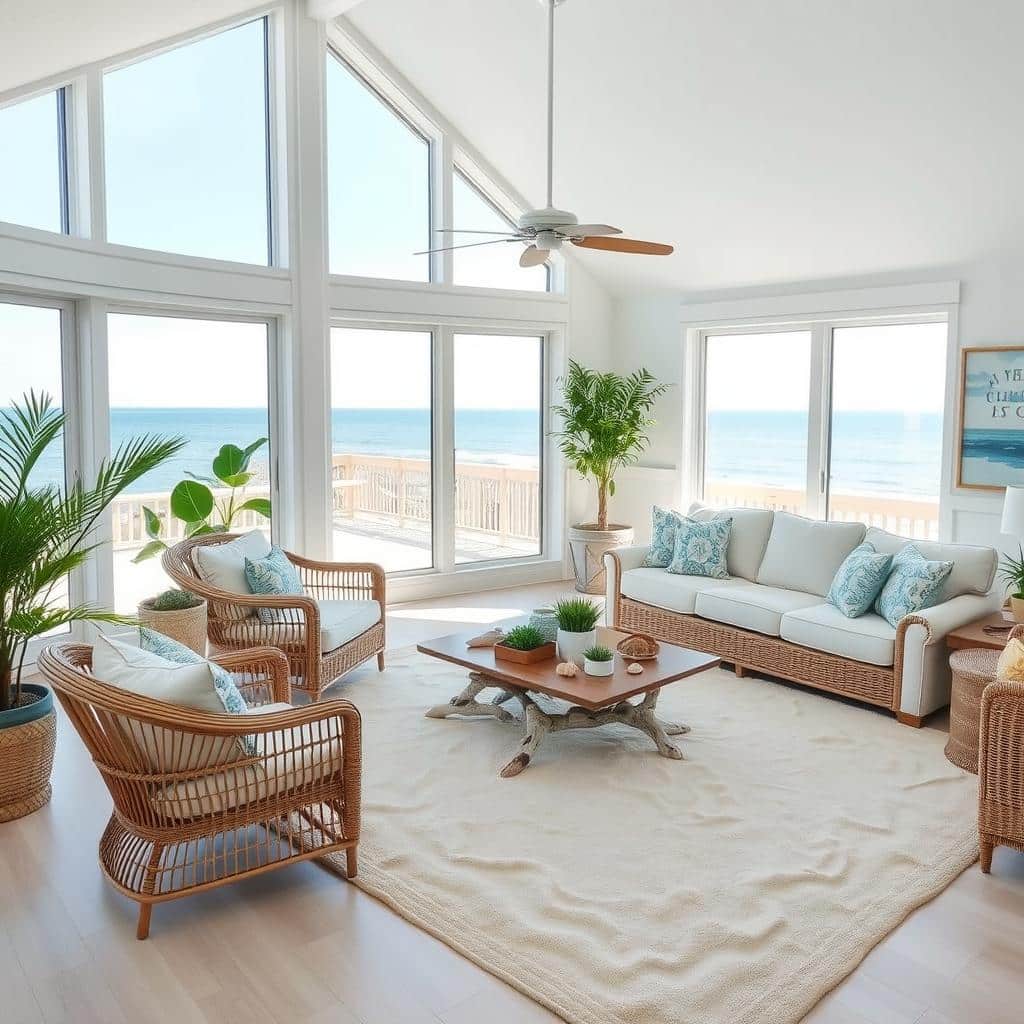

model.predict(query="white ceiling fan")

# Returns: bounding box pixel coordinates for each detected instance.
[417,0,674,269]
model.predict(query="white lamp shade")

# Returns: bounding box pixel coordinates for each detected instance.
[1002,486,1024,536]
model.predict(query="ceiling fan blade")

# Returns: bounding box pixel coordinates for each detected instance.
[554,223,622,237]
[519,245,549,268]
[414,238,518,255]
[435,228,526,236]
[572,236,674,255]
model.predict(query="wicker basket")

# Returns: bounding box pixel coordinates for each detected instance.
[137,599,208,655]
[945,648,999,773]
[0,688,57,822]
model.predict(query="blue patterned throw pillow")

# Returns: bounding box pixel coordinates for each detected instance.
[826,542,893,618]
[139,628,254,752]
[244,546,304,625]
[644,506,688,568]
[666,516,732,579]
[873,545,953,628]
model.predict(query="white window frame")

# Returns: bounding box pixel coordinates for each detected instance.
[692,305,955,536]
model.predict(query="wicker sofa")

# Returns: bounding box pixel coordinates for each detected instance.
[605,504,1001,725]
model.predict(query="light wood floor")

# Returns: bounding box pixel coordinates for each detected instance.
[3,580,1023,1024]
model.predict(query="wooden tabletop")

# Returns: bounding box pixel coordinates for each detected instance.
[416,626,721,711]
[946,609,1017,652]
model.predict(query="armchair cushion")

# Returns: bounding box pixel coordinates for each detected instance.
[192,529,271,604]
[996,638,1024,681]
[244,546,305,624]
[152,703,344,820]
[221,598,382,653]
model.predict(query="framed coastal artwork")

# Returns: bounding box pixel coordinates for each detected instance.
[958,345,1024,490]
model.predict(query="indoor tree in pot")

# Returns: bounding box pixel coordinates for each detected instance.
[0,392,182,822]
[998,545,1024,622]
[552,360,667,593]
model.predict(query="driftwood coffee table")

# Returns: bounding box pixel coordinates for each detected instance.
[418,627,720,778]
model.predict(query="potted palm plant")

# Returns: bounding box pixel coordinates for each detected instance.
[0,392,182,822]
[552,360,667,593]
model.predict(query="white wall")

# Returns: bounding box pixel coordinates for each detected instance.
[606,249,1024,552]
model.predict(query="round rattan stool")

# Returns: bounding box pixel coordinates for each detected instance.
[946,648,1000,773]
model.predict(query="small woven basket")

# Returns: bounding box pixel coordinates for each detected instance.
[137,599,208,655]
[616,633,661,660]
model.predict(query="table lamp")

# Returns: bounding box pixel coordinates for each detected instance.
[1000,486,1024,620]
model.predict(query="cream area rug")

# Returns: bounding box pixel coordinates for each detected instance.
[324,648,978,1024]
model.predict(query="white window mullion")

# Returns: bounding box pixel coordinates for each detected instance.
[804,321,831,520]
[435,134,453,285]
[433,325,455,571]
[81,67,106,242]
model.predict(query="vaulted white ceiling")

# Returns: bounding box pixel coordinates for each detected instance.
[347,0,1024,296]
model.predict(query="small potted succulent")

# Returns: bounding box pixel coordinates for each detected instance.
[137,589,207,655]
[999,546,1024,622]
[494,624,556,664]
[582,645,615,677]
[553,596,602,666]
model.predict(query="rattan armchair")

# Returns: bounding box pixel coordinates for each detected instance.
[163,534,386,701]
[978,628,1024,872]
[38,643,361,939]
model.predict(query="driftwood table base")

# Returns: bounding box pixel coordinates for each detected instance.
[425,671,690,778]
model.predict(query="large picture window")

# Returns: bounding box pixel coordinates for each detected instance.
[103,19,271,264]
[326,52,430,281]
[107,313,272,612]
[701,319,947,539]
[0,90,68,233]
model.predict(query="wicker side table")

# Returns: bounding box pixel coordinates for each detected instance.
[945,648,1000,773]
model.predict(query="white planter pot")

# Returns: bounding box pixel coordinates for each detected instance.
[557,628,597,667]
[567,523,634,595]
[584,656,615,677]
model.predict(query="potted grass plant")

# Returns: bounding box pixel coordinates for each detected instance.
[0,392,182,822]
[552,360,667,593]
[494,624,556,664]
[553,596,602,666]
[582,644,615,677]
[137,589,207,654]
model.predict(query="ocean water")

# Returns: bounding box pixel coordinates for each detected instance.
[16,407,943,498]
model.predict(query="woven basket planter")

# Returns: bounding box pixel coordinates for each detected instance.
[137,598,208,655]
[0,683,57,823]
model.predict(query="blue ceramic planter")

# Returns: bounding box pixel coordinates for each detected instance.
[0,682,54,729]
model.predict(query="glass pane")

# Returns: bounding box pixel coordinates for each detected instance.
[103,19,270,264]
[704,331,812,514]
[454,334,542,564]
[326,53,430,281]
[0,91,63,232]
[829,322,945,540]
[107,314,271,613]
[330,328,433,572]
[452,170,547,291]
[0,301,69,633]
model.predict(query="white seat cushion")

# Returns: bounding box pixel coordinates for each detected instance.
[864,527,997,602]
[620,568,746,614]
[152,703,344,820]
[694,583,821,636]
[756,513,865,596]
[780,603,896,667]
[192,530,272,595]
[687,503,774,581]
[221,598,381,652]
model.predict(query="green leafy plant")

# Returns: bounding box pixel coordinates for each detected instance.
[0,392,183,711]
[502,624,547,651]
[582,645,613,662]
[999,545,1024,598]
[551,360,667,531]
[133,437,271,562]
[147,589,202,612]
[553,596,602,633]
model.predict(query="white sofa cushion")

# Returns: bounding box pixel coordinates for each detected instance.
[864,527,997,601]
[221,598,381,652]
[694,583,821,636]
[688,503,774,581]
[780,603,896,667]
[620,568,747,615]
[192,530,272,596]
[756,513,866,596]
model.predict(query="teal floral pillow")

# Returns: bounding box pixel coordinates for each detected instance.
[826,542,893,618]
[244,546,304,625]
[139,628,253,752]
[666,517,732,579]
[644,506,687,567]
[873,545,953,628]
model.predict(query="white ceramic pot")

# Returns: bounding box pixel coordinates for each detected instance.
[567,523,634,594]
[557,628,597,667]
[584,656,615,677]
